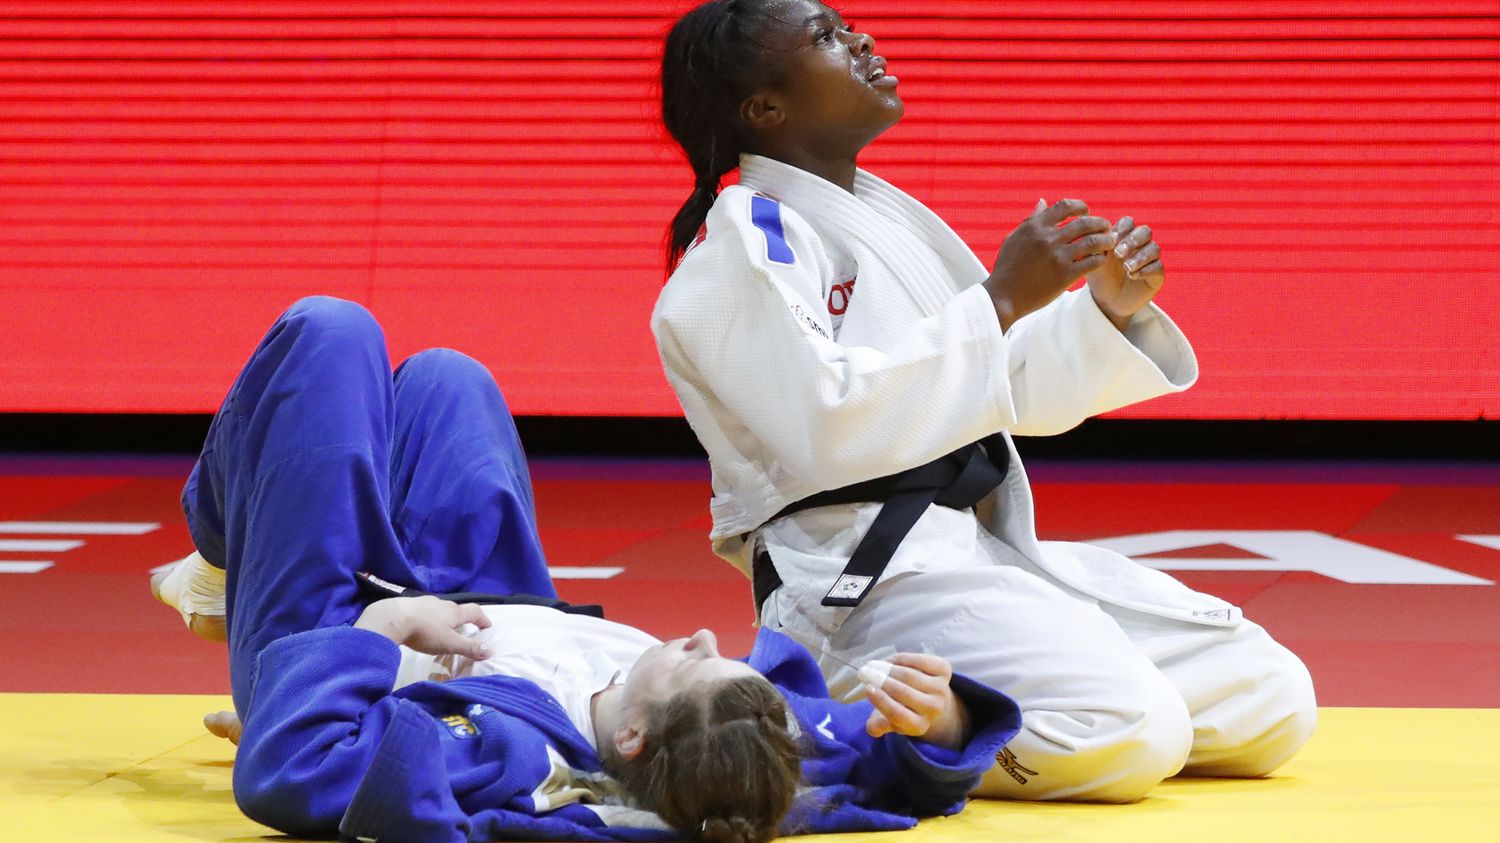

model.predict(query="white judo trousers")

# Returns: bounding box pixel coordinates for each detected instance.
[764,562,1316,801]
[652,154,1317,802]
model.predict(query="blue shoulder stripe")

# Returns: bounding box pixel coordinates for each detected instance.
[749,194,796,265]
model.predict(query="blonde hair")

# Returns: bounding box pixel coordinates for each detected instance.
[609,675,802,843]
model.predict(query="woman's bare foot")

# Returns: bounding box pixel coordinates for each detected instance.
[203,710,242,745]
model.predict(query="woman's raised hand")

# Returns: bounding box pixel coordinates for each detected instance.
[984,198,1117,332]
[1086,215,1166,332]
[354,595,493,660]
[863,653,972,750]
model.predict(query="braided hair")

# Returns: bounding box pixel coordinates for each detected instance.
[660,0,785,270]
[608,675,803,843]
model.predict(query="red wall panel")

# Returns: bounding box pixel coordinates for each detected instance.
[0,1,1495,418]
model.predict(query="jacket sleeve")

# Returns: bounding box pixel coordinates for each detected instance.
[1003,288,1198,436]
[653,192,1017,491]
[231,626,408,838]
[792,672,1022,818]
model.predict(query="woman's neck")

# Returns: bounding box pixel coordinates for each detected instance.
[591,682,623,748]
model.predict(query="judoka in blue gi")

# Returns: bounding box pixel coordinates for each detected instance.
[151,297,1023,843]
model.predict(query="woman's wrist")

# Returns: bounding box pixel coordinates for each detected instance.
[354,599,411,645]
[982,278,1019,333]
[1090,289,1135,333]
[925,694,972,750]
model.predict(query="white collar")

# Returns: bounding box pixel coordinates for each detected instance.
[737,154,987,312]
[738,154,978,259]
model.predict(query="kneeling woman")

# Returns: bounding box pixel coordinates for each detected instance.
[653,0,1317,803]
[154,297,1021,843]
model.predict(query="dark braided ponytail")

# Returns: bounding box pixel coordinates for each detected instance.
[661,0,785,271]
[608,675,803,843]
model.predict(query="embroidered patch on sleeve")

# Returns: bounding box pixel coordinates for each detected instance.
[749,195,796,265]
[441,705,487,739]
[441,713,479,739]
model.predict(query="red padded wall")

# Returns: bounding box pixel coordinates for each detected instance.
[0,1,1495,418]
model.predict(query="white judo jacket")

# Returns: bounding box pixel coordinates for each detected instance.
[652,154,1240,636]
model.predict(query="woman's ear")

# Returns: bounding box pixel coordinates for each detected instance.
[740,92,785,133]
[613,723,646,761]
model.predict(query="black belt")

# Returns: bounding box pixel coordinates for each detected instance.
[752,434,1010,611]
[355,570,606,619]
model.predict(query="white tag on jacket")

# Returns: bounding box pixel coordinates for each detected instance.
[826,574,873,602]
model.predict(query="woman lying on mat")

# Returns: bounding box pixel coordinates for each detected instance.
[150,296,1021,843]
[651,0,1317,803]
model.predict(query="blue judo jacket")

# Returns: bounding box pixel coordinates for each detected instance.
[232,625,1021,842]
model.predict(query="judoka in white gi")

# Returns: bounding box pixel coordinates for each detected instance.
[653,0,1316,802]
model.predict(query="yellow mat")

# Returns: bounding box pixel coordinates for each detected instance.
[3,696,1496,842]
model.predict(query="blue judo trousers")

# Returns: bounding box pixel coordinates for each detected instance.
[182,295,555,717]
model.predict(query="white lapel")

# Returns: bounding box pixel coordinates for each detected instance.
[738,155,985,323]
[851,168,989,288]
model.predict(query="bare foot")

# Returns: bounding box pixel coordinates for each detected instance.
[203,710,243,745]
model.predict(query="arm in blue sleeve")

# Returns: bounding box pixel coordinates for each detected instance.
[231,626,406,838]
[877,674,1023,815]
[799,673,1022,817]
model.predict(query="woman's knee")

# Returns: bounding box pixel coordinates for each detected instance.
[1065,678,1194,802]
[280,296,383,349]
[396,347,493,391]
[978,671,1193,803]
[394,349,515,435]
[1186,646,1318,777]
[229,296,388,417]
[394,348,512,423]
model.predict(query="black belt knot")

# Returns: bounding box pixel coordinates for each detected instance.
[752,434,1009,612]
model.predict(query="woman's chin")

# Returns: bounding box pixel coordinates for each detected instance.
[869,105,905,143]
